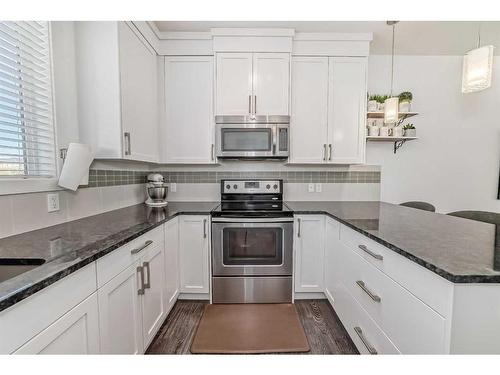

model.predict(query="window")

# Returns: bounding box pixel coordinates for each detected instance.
[0,21,56,178]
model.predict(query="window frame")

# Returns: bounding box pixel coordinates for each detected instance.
[0,21,61,196]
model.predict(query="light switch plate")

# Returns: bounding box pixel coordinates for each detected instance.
[316,183,322,192]
[47,193,60,212]
[308,183,315,193]
[170,183,177,193]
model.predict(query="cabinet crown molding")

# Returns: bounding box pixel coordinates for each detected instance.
[211,28,295,37]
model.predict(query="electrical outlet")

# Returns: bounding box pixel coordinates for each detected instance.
[308,183,315,193]
[316,183,322,192]
[47,193,60,212]
[170,183,177,193]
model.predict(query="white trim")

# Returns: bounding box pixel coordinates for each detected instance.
[211,28,295,37]
[294,32,373,41]
[0,177,61,195]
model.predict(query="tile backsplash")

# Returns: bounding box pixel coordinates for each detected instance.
[84,169,380,187]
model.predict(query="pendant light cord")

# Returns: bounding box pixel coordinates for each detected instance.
[390,23,395,96]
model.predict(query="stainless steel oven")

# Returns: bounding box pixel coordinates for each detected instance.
[215,115,289,159]
[212,217,293,277]
[211,179,293,303]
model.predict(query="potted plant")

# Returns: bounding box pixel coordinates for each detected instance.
[377,95,389,111]
[367,95,378,111]
[398,91,413,112]
[403,123,416,137]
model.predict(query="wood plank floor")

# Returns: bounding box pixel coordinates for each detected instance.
[146,299,358,355]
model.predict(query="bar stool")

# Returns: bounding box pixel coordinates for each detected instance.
[399,201,436,212]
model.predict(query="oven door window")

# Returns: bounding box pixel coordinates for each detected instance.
[222,227,283,266]
[221,128,272,152]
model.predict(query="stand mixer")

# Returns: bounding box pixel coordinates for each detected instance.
[145,173,168,207]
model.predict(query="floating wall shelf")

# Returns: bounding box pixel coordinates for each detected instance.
[366,136,418,154]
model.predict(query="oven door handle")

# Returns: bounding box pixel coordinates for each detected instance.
[211,217,294,223]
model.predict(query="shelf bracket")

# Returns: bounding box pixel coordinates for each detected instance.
[393,140,407,154]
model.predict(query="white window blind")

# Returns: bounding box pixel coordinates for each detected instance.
[0,21,56,178]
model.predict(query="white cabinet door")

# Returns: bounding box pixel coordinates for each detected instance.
[253,53,290,115]
[294,215,325,292]
[14,294,100,354]
[119,22,159,163]
[328,57,367,164]
[164,56,215,163]
[141,242,167,348]
[324,216,341,304]
[179,215,210,293]
[216,53,253,115]
[164,217,180,312]
[290,57,329,163]
[98,262,144,354]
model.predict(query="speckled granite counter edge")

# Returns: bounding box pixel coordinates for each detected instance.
[292,209,500,284]
[0,210,212,313]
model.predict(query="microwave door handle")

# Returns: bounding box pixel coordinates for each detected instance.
[272,126,277,155]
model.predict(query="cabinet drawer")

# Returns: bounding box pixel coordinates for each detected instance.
[97,226,164,287]
[332,281,399,354]
[339,242,446,353]
[0,263,97,354]
[339,224,453,317]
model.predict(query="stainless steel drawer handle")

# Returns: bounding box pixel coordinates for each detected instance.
[358,244,383,261]
[328,144,332,161]
[323,144,327,161]
[131,240,153,255]
[137,266,145,295]
[354,327,378,354]
[211,144,215,161]
[203,219,207,238]
[356,280,381,302]
[254,95,257,114]
[248,95,252,114]
[297,218,301,237]
[143,261,151,289]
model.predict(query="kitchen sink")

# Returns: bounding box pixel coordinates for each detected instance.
[0,258,46,284]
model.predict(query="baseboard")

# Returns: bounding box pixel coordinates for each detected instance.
[178,293,210,300]
[294,292,327,300]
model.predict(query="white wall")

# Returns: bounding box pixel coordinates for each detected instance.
[367,55,500,213]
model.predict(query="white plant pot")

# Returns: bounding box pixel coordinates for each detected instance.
[392,127,404,137]
[367,100,378,111]
[404,129,416,137]
[399,101,411,112]
[368,126,380,136]
[379,127,390,137]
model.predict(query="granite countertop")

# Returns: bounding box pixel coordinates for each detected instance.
[286,201,500,284]
[1,200,498,313]
[0,202,218,312]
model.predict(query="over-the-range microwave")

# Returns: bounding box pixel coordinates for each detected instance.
[215,115,289,159]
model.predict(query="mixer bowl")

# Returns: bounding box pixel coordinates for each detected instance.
[147,186,168,201]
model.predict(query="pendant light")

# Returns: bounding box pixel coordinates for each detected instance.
[384,21,399,124]
[462,24,494,93]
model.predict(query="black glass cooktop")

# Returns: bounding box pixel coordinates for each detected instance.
[211,201,293,218]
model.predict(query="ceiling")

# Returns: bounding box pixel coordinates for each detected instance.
[153,21,500,55]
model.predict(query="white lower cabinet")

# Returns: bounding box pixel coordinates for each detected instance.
[324,216,341,303]
[179,215,210,294]
[98,261,144,354]
[14,293,100,354]
[164,217,180,311]
[294,215,325,293]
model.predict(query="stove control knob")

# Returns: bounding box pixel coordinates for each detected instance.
[273,184,278,190]
[266,184,271,189]
[226,184,230,190]
[233,184,238,190]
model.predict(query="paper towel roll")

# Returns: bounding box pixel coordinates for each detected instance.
[58,143,94,191]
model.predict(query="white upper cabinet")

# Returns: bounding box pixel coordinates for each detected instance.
[290,57,329,163]
[76,21,159,163]
[163,56,215,164]
[289,56,367,164]
[118,22,159,162]
[328,57,367,164]
[215,53,253,116]
[215,52,290,116]
[253,53,290,115]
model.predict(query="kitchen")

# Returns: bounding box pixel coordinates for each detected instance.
[1,0,500,372]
